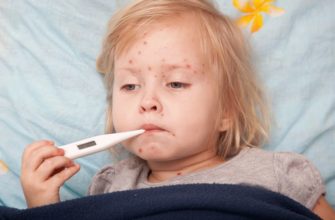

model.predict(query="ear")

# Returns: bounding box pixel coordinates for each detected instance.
[218,118,231,132]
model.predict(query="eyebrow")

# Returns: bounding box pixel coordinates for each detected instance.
[162,63,191,72]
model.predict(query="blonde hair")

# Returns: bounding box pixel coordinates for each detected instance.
[97,0,270,159]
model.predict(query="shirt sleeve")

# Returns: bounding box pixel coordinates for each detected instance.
[273,152,326,210]
[87,165,115,195]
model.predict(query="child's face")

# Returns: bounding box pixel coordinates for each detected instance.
[112,19,220,163]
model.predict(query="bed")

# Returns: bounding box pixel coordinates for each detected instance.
[0,0,334,210]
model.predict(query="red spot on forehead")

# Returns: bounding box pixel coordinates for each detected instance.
[143,41,147,45]
[138,51,142,55]
[186,64,191,68]
[148,66,152,71]
[129,59,133,64]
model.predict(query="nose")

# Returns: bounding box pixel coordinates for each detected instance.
[139,93,162,114]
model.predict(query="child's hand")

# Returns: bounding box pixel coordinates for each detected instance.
[20,140,80,208]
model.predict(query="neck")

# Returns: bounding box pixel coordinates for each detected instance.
[147,151,224,183]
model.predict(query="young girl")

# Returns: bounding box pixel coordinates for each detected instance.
[20,0,335,219]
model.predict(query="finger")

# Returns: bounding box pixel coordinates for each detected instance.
[22,141,56,173]
[47,164,80,188]
[22,140,54,163]
[36,156,74,181]
[24,146,64,172]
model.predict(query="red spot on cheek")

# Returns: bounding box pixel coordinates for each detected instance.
[138,51,141,55]
[169,65,176,71]
[148,66,152,71]
[177,172,182,176]
[143,41,147,45]
[186,64,191,68]
[129,59,133,64]
[139,148,143,153]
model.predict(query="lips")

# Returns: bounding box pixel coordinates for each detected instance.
[141,124,165,132]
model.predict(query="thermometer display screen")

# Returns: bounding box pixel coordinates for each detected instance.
[77,141,97,150]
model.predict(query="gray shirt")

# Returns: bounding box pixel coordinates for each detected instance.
[88,147,325,210]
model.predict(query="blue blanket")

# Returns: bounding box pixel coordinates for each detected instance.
[0,184,320,220]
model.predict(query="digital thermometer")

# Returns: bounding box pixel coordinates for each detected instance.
[58,129,145,159]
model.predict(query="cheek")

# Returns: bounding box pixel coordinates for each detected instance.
[172,91,218,137]
[111,94,136,131]
[178,93,217,126]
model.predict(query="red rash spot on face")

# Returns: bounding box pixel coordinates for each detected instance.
[177,172,181,176]
[169,65,176,71]
[138,51,141,55]
[129,59,133,64]
[143,41,147,45]
[161,59,165,62]
[139,148,143,153]
[154,75,157,78]
[161,113,164,116]
[186,64,191,68]
[148,66,152,71]
[193,70,198,74]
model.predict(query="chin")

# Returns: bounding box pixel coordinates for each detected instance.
[132,145,170,160]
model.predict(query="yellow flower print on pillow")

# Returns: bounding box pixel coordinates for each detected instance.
[0,160,9,175]
[233,0,285,33]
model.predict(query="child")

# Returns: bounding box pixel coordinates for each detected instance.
[20,0,335,219]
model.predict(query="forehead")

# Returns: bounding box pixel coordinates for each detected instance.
[113,14,221,82]
[117,23,206,72]
[117,15,203,57]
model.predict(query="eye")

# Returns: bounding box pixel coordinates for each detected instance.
[167,82,189,89]
[121,84,140,91]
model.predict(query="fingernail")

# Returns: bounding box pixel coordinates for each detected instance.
[46,140,54,145]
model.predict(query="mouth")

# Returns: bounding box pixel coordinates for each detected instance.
[140,124,166,133]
